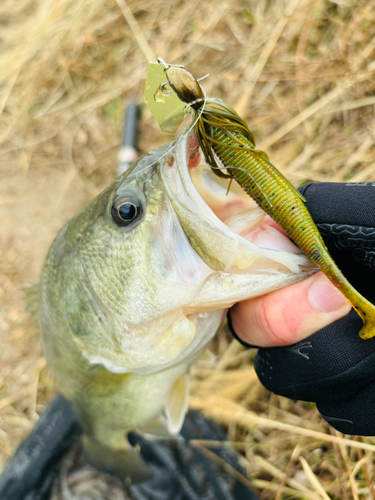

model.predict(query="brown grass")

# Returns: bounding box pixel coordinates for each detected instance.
[1,0,375,498]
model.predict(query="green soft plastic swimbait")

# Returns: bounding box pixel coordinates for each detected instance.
[163,62,375,340]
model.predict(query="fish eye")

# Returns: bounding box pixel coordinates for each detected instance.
[111,197,142,226]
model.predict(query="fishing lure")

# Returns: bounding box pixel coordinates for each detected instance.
[156,58,375,340]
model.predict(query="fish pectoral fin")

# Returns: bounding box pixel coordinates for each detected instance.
[165,373,190,435]
[138,415,174,438]
[198,349,216,364]
[83,434,151,484]
[82,365,130,396]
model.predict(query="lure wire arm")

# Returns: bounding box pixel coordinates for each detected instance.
[157,57,169,69]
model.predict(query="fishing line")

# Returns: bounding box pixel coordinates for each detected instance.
[125,69,270,205]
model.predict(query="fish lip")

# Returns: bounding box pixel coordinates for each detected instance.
[171,127,256,240]
[81,131,312,377]
[170,127,311,272]
[174,128,233,235]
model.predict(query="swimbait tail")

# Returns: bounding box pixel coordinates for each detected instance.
[163,63,375,340]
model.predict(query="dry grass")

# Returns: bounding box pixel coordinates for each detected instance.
[1,0,375,498]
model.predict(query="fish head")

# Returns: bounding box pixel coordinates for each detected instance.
[40,128,314,381]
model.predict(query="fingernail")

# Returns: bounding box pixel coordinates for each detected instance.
[308,277,349,313]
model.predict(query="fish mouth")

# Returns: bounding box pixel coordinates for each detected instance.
[79,128,316,377]
[162,127,312,278]
[113,127,315,376]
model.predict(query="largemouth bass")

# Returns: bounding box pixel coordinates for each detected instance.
[39,128,313,482]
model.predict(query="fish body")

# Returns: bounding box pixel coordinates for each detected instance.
[39,129,313,481]
[163,63,375,340]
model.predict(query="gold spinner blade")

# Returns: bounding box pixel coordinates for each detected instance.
[143,62,187,133]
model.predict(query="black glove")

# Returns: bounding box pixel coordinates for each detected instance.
[231,182,375,436]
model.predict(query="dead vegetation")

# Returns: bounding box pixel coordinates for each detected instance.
[1,0,375,498]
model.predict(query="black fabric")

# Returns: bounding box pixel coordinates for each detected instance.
[0,395,81,500]
[127,411,258,500]
[232,182,375,436]
[0,396,259,500]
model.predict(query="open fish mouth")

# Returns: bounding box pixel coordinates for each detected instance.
[79,127,316,376]
[117,129,314,374]
[162,127,312,278]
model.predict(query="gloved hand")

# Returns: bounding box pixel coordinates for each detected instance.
[229,182,375,436]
